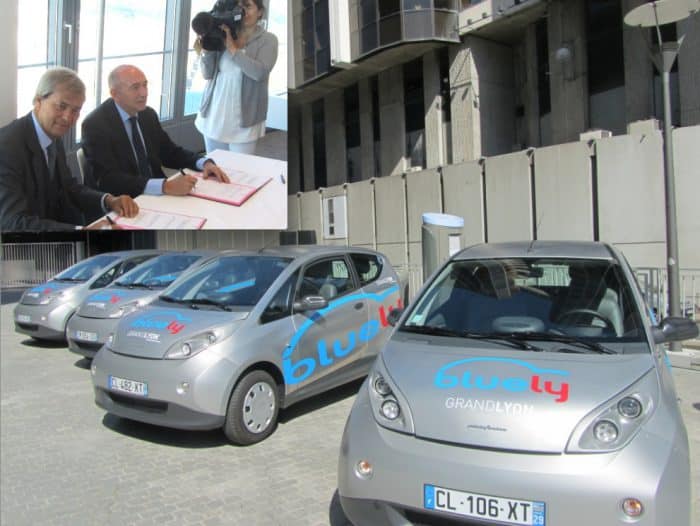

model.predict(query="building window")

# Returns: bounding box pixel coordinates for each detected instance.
[301,0,330,82]
[356,0,458,57]
[312,99,327,188]
[586,0,626,134]
[371,75,381,177]
[404,58,426,170]
[439,47,452,164]
[344,84,361,183]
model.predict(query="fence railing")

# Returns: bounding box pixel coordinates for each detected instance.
[0,243,82,287]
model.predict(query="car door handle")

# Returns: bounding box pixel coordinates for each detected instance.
[354,303,364,310]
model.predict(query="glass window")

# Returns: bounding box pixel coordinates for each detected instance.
[55,255,120,282]
[297,258,355,301]
[379,14,402,46]
[403,258,645,344]
[16,0,55,116]
[261,271,299,324]
[351,254,383,286]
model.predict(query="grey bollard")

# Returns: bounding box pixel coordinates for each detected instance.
[421,213,464,282]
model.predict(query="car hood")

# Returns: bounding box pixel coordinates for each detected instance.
[112,307,249,358]
[382,338,655,453]
[20,281,85,305]
[76,289,159,318]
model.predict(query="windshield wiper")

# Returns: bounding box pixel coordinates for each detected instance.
[510,332,616,355]
[125,282,153,290]
[401,325,543,351]
[54,277,84,282]
[159,295,185,304]
[187,298,232,311]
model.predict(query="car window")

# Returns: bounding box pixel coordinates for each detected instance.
[54,255,119,282]
[404,257,645,343]
[350,253,383,286]
[90,265,118,289]
[260,271,299,324]
[297,258,355,302]
[115,256,154,278]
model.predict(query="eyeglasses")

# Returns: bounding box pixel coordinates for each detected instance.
[43,97,82,117]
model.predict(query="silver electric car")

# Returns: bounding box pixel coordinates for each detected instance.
[338,241,698,526]
[91,246,402,445]
[14,250,161,341]
[67,250,218,358]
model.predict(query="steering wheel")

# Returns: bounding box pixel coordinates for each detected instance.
[554,309,615,331]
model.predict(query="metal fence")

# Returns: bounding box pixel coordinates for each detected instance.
[0,243,82,287]
[635,267,700,321]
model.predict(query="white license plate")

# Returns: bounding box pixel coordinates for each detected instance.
[108,375,148,396]
[424,484,545,526]
[17,314,31,323]
[75,330,98,342]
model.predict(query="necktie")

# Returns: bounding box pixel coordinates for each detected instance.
[129,116,152,179]
[46,141,57,180]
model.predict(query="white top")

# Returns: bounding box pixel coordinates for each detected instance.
[195,51,266,144]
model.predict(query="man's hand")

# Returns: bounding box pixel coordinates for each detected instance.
[163,173,198,195]
[106,194,139,217]
[202,160,230,183]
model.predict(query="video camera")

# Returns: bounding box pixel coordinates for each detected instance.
[192,0,245,52]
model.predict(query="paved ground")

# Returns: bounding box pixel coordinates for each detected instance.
[1,300,699,526]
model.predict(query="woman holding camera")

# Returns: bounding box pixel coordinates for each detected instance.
[195,0,278,155]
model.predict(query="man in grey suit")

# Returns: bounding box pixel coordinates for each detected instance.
[0,67,138,231]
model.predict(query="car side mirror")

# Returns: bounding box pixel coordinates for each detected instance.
[293,295,328,312]
[386,307,404,326]
[652,316,699,344]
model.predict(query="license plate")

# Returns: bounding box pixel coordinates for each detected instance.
[108,375,148,396]
[424,484,545,525]
[17,314,31,323]
[75,330,98,342]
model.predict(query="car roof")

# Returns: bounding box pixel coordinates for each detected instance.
[454,241,616,261]
[213,245,384,262]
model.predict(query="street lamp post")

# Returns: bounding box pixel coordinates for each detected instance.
[624,0,699,351]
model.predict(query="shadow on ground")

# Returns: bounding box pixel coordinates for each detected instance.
[101,413,229,449]
[278,378,364,424]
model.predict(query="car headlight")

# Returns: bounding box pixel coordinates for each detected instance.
[567,371,657,452]
[108,300,146,319]
[105,332,115,350]
[164,330,220,360]
[368,357,414,434]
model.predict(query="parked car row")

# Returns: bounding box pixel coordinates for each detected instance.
[13,241,697,526]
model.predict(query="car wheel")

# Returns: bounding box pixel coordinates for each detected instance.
[224,370,279,445]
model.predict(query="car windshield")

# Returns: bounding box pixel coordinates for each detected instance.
[161,256,292,308]
[54,255,120,282]
[402,257,646,347]
[114,254,203,288]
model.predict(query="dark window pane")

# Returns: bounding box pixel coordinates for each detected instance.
[360,0,377,25]
[361,23,378,53]
[379,0,401,17]
[379,14,402,46]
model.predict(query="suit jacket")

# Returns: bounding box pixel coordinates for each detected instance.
[0,113,106,232]
[81,99,204,197]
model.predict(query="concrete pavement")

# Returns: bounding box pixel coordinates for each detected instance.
[1,301,698,525]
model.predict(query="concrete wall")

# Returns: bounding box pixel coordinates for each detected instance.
[286,124,700,271]
[1,0,18,125]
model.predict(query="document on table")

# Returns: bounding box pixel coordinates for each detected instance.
[189,170,272,206]
[111,208,207,230]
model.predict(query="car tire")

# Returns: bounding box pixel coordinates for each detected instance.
[224,370,279,445]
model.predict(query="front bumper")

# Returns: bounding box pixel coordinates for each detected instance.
[14,302,76,340]
[92,346,241,431]
[338,385,690,526]
[66,314,116,358]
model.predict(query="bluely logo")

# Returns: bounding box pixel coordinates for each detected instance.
[89,292,121,304]
[130,310,191,335]
[434,357,570,403]
[283,286,401,385]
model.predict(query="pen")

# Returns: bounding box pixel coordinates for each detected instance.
[105,215,115,226]
[279,173,286,184]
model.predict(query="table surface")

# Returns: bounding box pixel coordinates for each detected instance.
[102,150,288,230]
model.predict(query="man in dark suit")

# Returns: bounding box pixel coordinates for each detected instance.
[81,65,229,198]
[0,67,138,231]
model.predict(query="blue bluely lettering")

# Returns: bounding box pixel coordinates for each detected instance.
[502,377,528,392]
[358,319,380,343]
